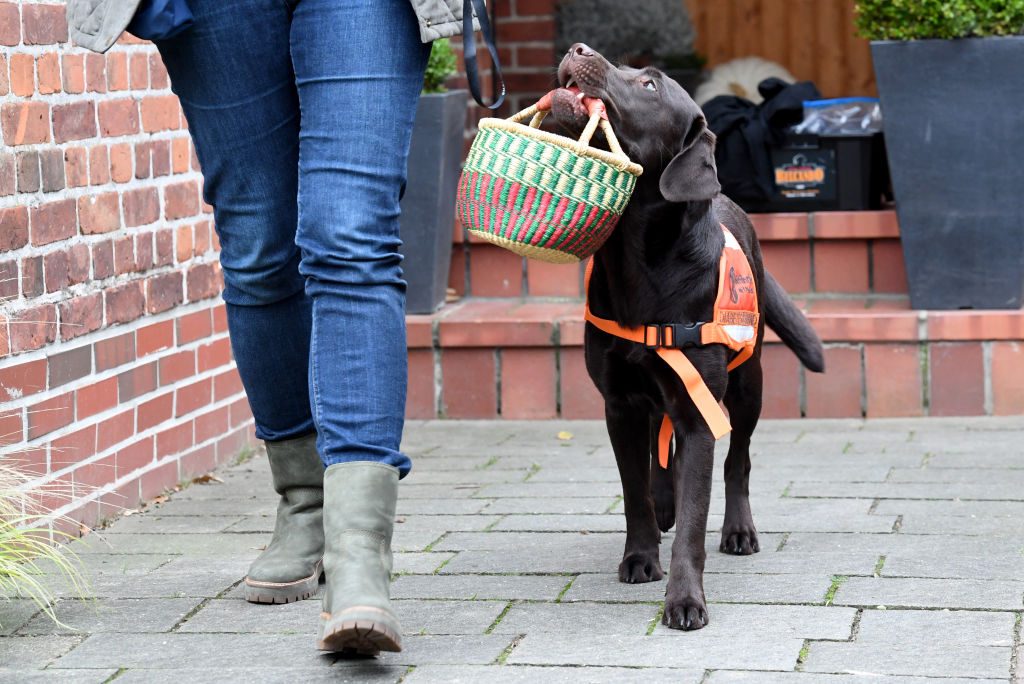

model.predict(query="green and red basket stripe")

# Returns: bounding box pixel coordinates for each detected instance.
[456,97,643,264]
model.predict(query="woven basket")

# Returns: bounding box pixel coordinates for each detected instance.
[456,99,643,264]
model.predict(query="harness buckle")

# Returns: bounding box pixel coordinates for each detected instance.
[644,323,705,349]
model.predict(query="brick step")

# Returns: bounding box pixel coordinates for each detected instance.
[448,209,907,299]
[405,297,1024,421]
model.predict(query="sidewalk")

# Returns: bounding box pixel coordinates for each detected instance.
[2,418,1023,683]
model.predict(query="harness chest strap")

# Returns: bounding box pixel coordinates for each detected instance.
[583,224,760,468]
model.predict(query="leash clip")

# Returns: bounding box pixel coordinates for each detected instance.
[644,323,704,349]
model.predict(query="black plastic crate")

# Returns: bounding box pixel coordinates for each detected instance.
[737,132,891,213]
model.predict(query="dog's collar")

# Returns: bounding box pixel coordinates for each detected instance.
[584,224,760,468]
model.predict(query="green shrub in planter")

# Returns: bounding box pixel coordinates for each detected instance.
[856,0,1024,40]
[423,39,458,94]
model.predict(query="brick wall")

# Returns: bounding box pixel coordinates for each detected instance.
[0,3,255,531]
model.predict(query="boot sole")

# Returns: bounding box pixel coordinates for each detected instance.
[318,618,402,655]
[244,563,323,604]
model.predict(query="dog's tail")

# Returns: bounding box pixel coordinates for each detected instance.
[763,271,825,373]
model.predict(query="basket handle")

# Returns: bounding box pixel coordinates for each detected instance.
[509,98,629,160]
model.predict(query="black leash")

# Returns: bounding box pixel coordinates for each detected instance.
[462,0,506,109]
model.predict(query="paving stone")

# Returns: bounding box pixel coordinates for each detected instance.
[703,551,879,577]
[394,600,507,635]
[650,604,857,640]
[405,469,530,485]
[492,515,625,532]
[143,498,275,517]
[390,574,571,601]
[0,636,82,668]
[0,600,42,636]
[708,512,897,534]
[706,672,1004,684]
[399,485,484,499]
[788,481,1024,500]
[403,665,705,683]
[16,598,201,635]
[929,451,1024,468]
[802,641,1010,678]
[782,532,1008,557]
[882,552,1024,580]
[872,499,1024,518]
[854,608,1016,647]
[76,532,264,557]
[393,516,503,552]
[506,633,805,669]
[406,455,497,470]
[49,557,249,600]
[177,597,318,634]
[479,497,620,515]
[489,602,659,636]
[394,552,454,575]
[890,467,1024,485]
[397,499,493,515]
[562,572,832,605]
[113,665,405,684]
[897,513,1024,536]
[475,482,624,499]
[102,515,245,534]
[833,576,1024,609]
[0,670,118,684]
[373,635,515,666]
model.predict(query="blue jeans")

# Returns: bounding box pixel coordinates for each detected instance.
[156,0,429,476]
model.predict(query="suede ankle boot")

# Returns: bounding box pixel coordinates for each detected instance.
[317,461,402,654]
[244,433,325,604]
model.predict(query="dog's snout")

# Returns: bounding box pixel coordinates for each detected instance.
[569,43,595,58]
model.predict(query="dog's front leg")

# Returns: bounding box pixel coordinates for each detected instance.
[605,401,663,583]
[663,423,715,630]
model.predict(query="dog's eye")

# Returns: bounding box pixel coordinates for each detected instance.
[642,79,658,91]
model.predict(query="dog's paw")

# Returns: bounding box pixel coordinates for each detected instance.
[662,593,708,631]
[719,523,760,555]
[618,551,664,584]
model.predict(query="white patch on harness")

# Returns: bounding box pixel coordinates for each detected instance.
[724,325,755,342]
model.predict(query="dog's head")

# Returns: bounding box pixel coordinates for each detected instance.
[551,43,720,204]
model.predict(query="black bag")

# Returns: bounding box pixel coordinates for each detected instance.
[704,78,821,204]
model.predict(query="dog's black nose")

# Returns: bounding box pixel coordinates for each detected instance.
[569,43,594,58]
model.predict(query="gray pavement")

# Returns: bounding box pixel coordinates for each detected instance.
[2,418,1024,682]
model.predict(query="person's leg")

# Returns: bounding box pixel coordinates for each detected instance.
[288,0,429,653]
[154,0,324,604]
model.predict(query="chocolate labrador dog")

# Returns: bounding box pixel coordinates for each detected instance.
[549,44,825,631]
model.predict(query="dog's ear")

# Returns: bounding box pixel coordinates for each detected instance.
[659,118,721,203]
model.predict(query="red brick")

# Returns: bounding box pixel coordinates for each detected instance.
[155,229,174,266]
[77,377,118,419]
[150,139,171,177]
[814,209,899,239]
[68,243,90,285]
[186,262,220,301]
[517,45,556,66]
[0,408,23,447]
[0,3,20,45]
[48,345,92,388]
[179,443,218,477]
[58,293,102,341]
[109,142,132,182]
[192,406,228,444]
[85,53,106,93]
[28,392,75,439]
[2,101,51,146]
[498,18,555,42]
[871,239,907,294]
[212,304,228,333]
[62,54,85,93]
[0,53,8,95]
[527,260,581,298]
[864,343,923,418]
[94,331,135,371]
[135,232,154,272]
[104,280,145,325]
[177,309,212,344]
[813,240,870,294]
[43,249,71,293]
[159,349,195,386]
[140,94,180,132]
[76,192,119,235]
[992,341,1024,416]
[137,392,173,431]
[9,53,33,96]
[229,397,253,428]
[0,358,46,401]
[122,187,159,227]
[97,98,139,137]
[149,54,169,88]
[759,343,802,418]
[0,152,13,196]
[141,273,181,316]
[116,437,154,476]
[503,72,557,93]
[117,360,157,403]
[176,377,212,417]
[441,349,497,418]
[469,245,524,296]
[197,337,232,371]
[213,368,244,401]
[129,53,148,90]
[761,241,811,294]
[0,206,28,251]
[139,459,179,500]
[500,349,557,418]
[0,259,15,300]
[157,421,193,457]
[20,255,42,297]
[36,52,60,94]
[216,426,252,462]
[929,342,985,417]
[91,240,115,279]
[29,199,76,246]
[97,409,135,452]
[406,349,435,419]
[175,225,192,263]
[927,311,1024,342]
[39,148,64,192]
[164,180,199,219]
[448,244,467,296]
[52,101,97,143]
[89,145,110,185]
[0,315,8,357]
[9,303,56,353]
[516,0,555,15]
[16,150,39,193]
[106,51,128,91]
[171,137,190,174]
[65,147,88,187]
[72,455,117,495]
[136,321,173,358]
[51,425,97,471]
[112,235,133,275]
[134,140,152,179]
[193,222,211,254]
[22,4,66,44]
[805,346,863,418]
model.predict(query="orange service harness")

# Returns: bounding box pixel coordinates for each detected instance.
[584,225,760,468]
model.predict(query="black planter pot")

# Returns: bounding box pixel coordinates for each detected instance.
[871,37,1024,309]
[399,90,468,314]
